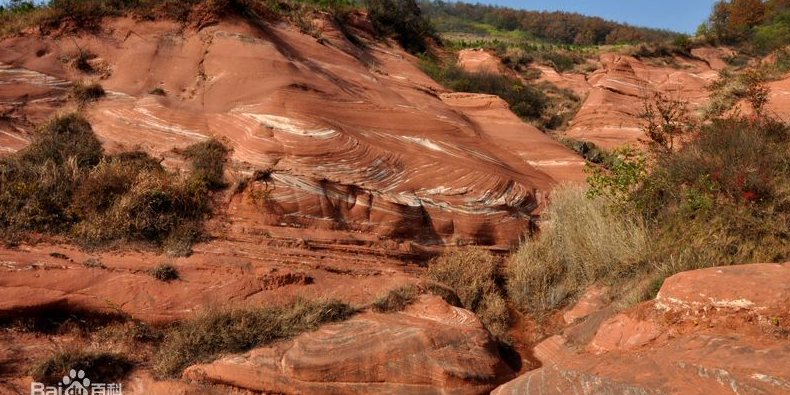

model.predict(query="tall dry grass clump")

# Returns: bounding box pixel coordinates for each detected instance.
[427,247,509,339]
[506,185,649,313]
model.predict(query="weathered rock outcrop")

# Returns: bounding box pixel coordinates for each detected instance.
[494,263,790,395]
[185,295,513,395]
[564,52,722,148]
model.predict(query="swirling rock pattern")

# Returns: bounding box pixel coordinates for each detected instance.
[0,16,586,248]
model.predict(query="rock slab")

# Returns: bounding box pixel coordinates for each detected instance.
[185,295,513,395]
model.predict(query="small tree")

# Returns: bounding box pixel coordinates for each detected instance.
[741,69,770,117]
[639,91,696,155]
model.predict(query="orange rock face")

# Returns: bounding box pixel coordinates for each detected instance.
[494,263,790,395]
[185,295,513,395]
[457,48,519,78]
[767,72,790,122]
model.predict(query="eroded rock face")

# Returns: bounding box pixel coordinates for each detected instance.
[457,49,519,78]
[495,263,790,395]
[563,52,721,148]
[185,295,513,395]
[0,16,585,249]
[767,72,790,122]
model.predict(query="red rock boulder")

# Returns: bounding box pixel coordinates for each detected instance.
[185,295,513,395]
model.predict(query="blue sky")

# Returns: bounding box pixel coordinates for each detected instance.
[472,0,718,33]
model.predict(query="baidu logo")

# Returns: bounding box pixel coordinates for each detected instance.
[31,369,122,395]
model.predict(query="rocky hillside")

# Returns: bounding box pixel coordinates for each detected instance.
[0,11,585,249]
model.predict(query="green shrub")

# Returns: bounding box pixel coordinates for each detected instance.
[538,50,578,72]
[506,185,649,313]
[585,147,648,203]
[633,116,790,272]
[149,263,180,281]
[427,247,509,339]
[154,299,357,377]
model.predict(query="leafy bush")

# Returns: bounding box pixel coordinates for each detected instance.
[585,147,648,203]
[427,247,509,339]
[633,116,790,272]
[639,91,696,154]
[154,299,357,377]
[506,185,649,313]
[539,50,577,73]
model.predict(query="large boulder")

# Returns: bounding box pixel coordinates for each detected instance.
[494,263,790,395]
[656,263,790,313]
[493,333,790,395]
[185,295,513,395]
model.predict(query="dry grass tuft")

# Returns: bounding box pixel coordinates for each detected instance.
[153,298,357,378]
[179,138,231,191]
[148,263,179,282]
[0,113,227,253]
[31,349,133,386]
[370,285,418,313]
[427,247,509,339]
[72,81,105,104]
[506,185,649,314]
